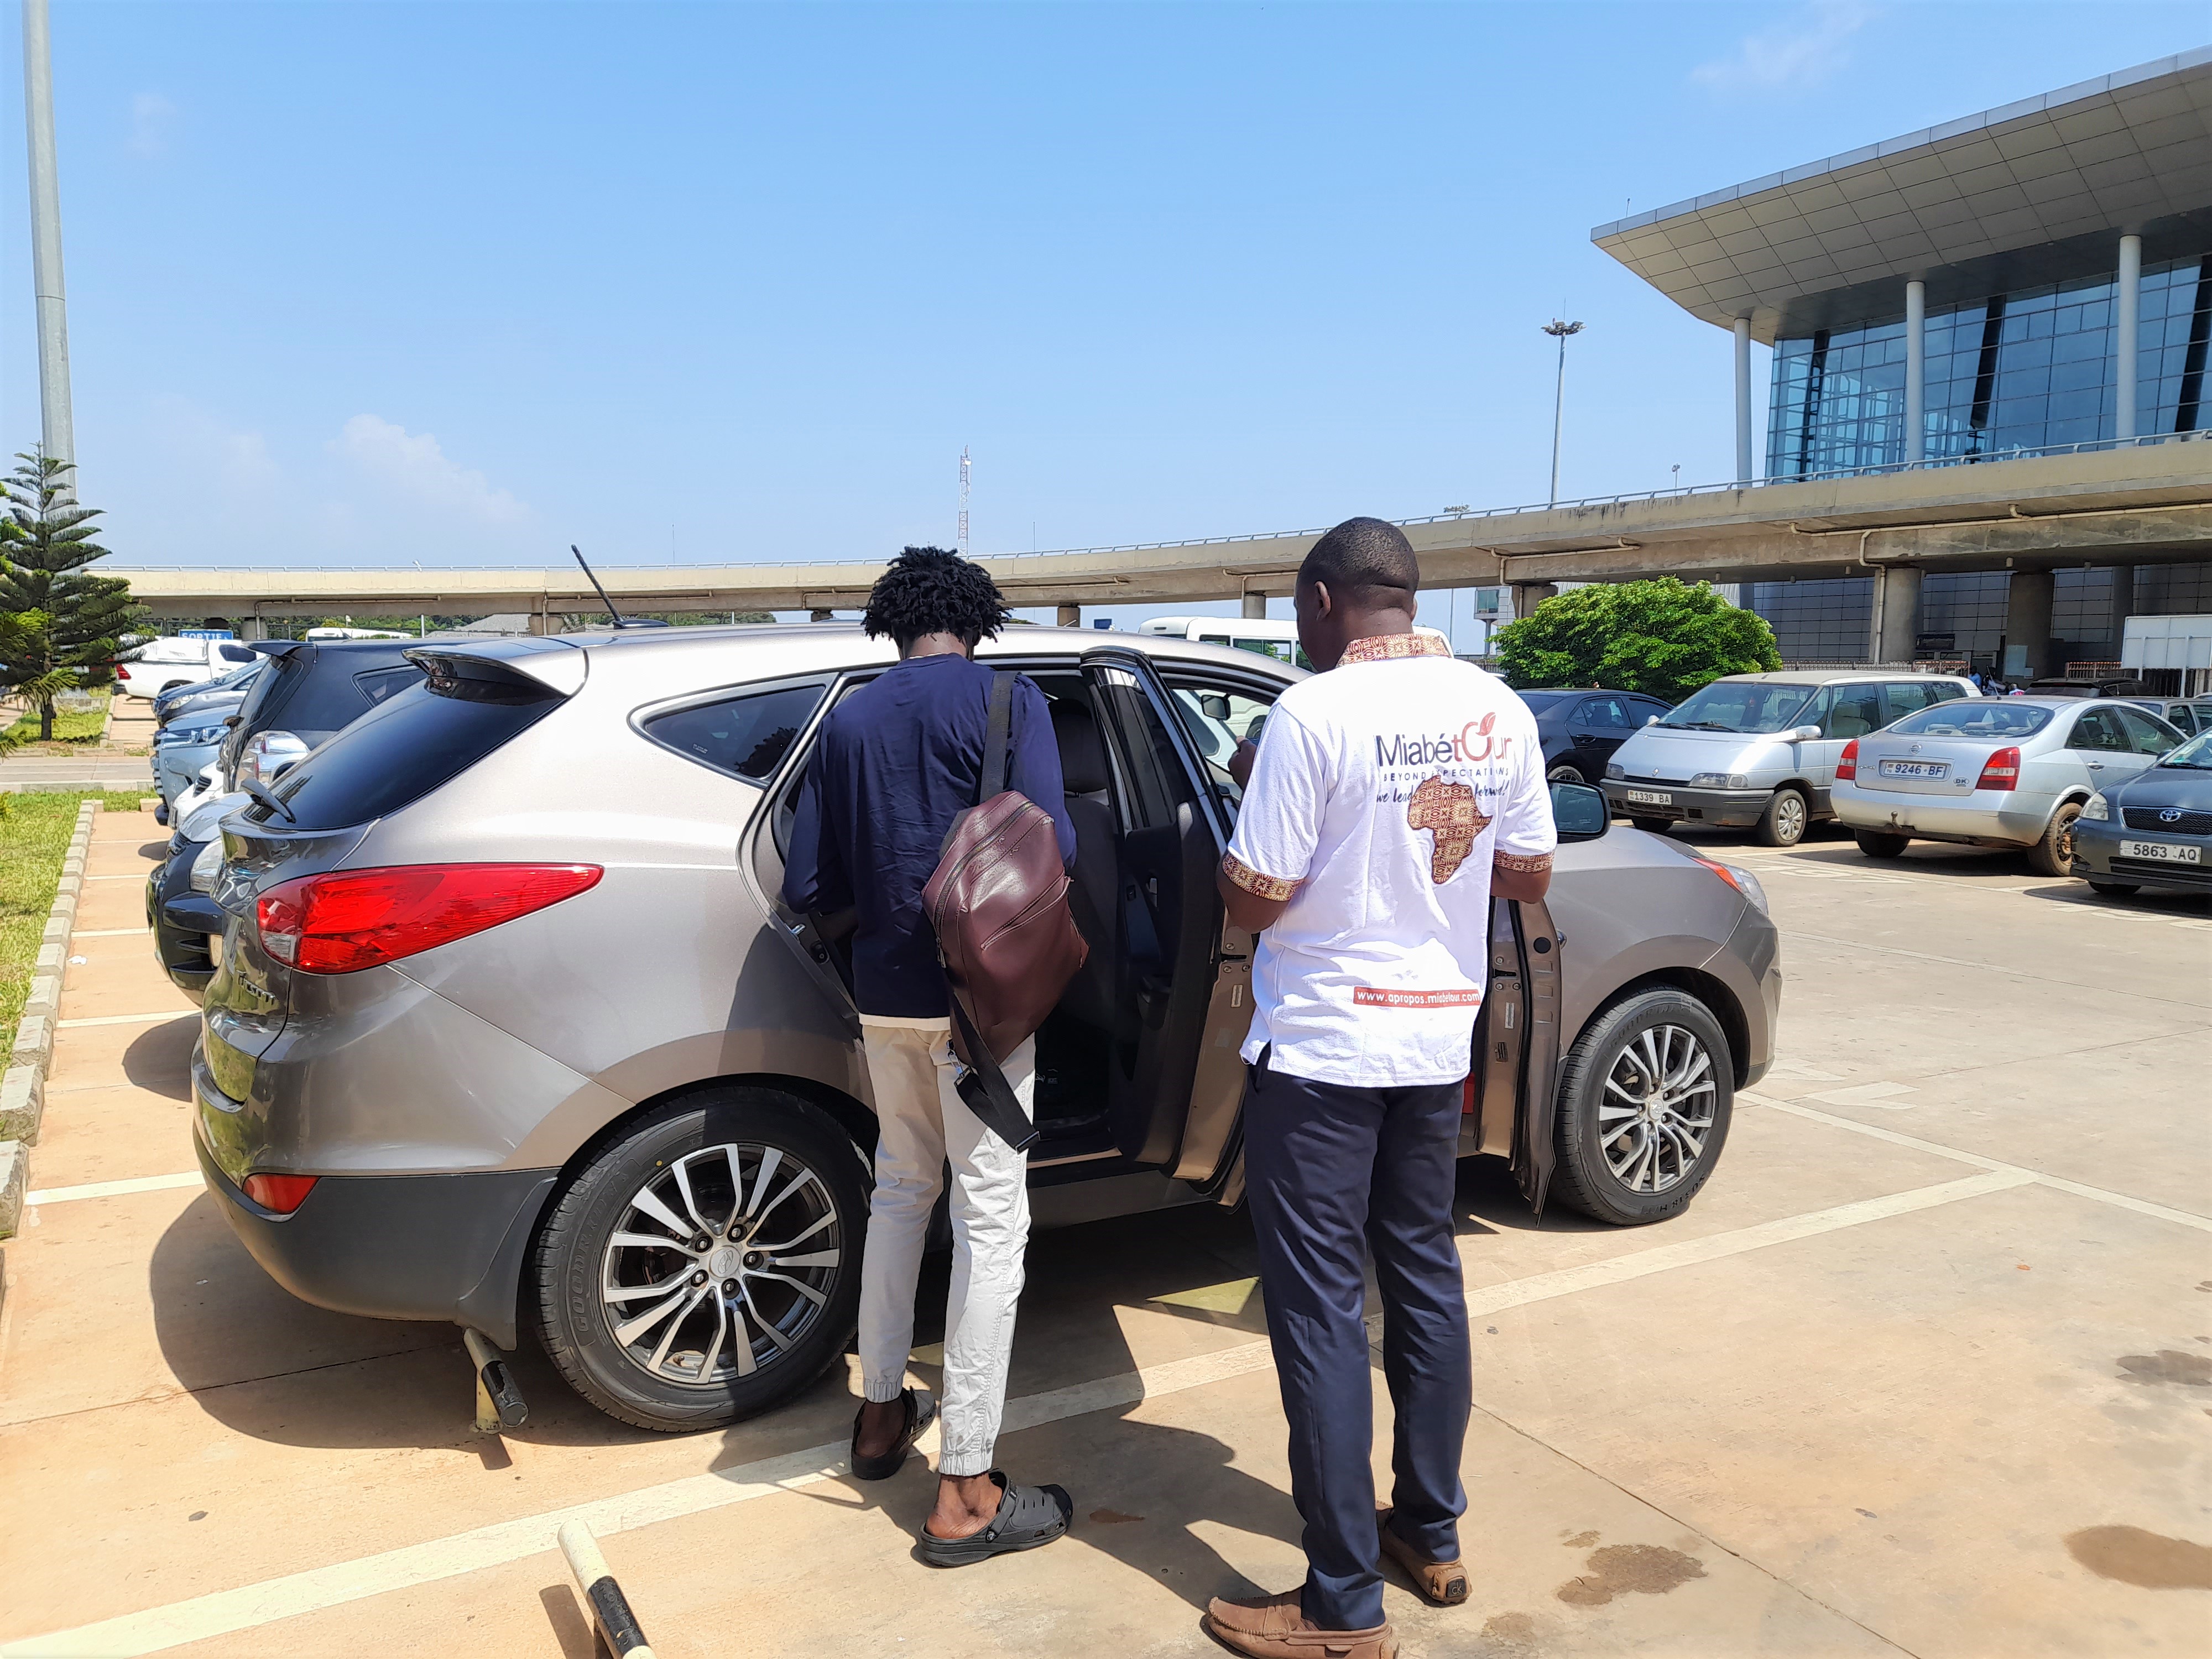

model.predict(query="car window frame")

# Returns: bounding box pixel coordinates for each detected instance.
[633,671,837,796]
[2112,705,2183,757]
[2067,707,2128,753]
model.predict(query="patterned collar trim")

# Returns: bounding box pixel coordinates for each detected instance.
[1337,632,1453,667]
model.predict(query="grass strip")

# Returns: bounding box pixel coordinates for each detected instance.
[3,691,112,747]
[1,790,152,1050]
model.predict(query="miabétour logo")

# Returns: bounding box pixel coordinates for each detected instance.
[1376,712,1514,769]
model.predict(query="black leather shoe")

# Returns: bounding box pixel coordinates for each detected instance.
[851,1387,935,1481]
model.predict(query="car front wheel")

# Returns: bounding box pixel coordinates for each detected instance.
[1754,786,1809,847]
[1552,989,1733,1226]
[534,1087,868,1432]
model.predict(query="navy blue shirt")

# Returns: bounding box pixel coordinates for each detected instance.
[781,653,1077,1018]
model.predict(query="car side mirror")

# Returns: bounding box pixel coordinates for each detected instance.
[223,713,243,727]
[1790,725,1822,741]
[1550,780,1609,843]
[1645,714,1661,726]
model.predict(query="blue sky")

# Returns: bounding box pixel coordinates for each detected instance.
[3,1,2206,637]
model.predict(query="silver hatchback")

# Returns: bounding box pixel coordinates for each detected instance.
[194,626,1781,1432]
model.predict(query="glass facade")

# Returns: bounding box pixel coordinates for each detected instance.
[1767,254,2212,478]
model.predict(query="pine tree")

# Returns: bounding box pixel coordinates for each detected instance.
[1,452,143,740]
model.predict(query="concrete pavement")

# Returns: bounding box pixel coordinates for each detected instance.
[0,813,2205,1657]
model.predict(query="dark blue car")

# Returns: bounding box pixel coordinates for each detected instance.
[2072,727,2212,898]
[1516,688,1676,786]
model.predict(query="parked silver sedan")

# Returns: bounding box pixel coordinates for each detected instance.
[1833,695,2185,873]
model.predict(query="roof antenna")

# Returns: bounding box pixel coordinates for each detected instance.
[571,544,637,629]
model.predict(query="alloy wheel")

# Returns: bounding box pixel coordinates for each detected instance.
[1599,1024,1719,1194]
[1773,791,1807,843]
[598,1142,843,1389]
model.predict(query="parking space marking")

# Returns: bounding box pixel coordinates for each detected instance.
[1806,1081,1918,1110]
[1739,1093,2212,1234]
[24,1172,204,1206]
[82,874,148,881]
[0,1168,2033,1658]
[53,1011,196,1029]
[1792,931,2209,1009]
[70,927,150,937]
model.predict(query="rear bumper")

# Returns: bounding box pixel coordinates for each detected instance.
[192,1114,557,1348]
[147,858,218,1003]
[1833,782,2051,846]
[1603,781,1775,829]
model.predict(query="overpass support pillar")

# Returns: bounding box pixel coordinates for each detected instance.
[1904,280,1926,463]
[1056,603,1080,628]
[2004,570,2055,681]
[2117,234,2142,440]
[1733,317,1754,484]
[1868,564,1923,665]
[1510,581,1557,620]
[1241,592,1267,620]
[808,609,834,623]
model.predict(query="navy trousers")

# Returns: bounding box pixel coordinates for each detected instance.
[1241,1051,1472,1632]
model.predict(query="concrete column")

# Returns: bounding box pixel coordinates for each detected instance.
[1733,317,1754,484]
[1241,592,1267,620]
[1867,564,1923,664]
[1510,581,1558,620]
[1056,603,1080,628]
[2003,569,2055,681]
[807,608,834,623]
[2109,565,2136,659]
[2116,234,2141,441]
[1904,280,1926,464]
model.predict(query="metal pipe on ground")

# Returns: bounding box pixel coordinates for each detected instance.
[559,1522,658,1659]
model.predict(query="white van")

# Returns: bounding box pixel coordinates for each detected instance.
[113,635,263,699]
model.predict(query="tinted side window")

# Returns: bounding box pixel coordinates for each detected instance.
[1884,682,1940,723]
[2068,709,2127,752]
[1574,696,1629,729]
[218,643,258,664]
[356,665,426,707]
[2115,707,2181,757]
[644,684,826,782]
[1824,685,1883,738]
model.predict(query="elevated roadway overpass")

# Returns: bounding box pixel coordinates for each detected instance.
[111,436,2212,661]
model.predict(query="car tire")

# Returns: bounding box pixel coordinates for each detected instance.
[1546,761,1587,785]
[1753,787,1809,848]
[533,1087,869,1433]
[1854,830,1911,859]
[2027,801,2082,879]
[2086,878,2140,897]
[1551,989,1733,1227]
[1628,815,1672,834]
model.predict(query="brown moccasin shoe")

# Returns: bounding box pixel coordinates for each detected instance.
[1376,1506,1469,1606]
[1202,1588,1397,1658]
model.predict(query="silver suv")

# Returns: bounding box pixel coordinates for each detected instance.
[194,626,1781,1432]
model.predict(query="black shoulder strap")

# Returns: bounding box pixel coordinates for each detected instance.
[977,671,1014,805]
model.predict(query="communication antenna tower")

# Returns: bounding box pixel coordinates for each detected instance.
[958,447,971,556]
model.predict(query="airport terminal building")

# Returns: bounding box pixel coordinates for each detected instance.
[1595,49,2211,677]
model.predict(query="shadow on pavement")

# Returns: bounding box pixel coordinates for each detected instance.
[123,1018,197,1101]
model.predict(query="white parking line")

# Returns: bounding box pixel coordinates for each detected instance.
[25,1172,203,1206]
[53,1011,195,1029]
[1739,1093,2212,1233]
[71,927,150,938]
[0,1169,2031,1658]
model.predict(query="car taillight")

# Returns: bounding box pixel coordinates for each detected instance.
[243,1173,317,1213]
[255,863,602,973]
[1975,747,2021,791]
[115,664,131,681]
[1835,738,1859,781]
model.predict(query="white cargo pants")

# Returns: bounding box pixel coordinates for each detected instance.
[857,1018,1034,1478]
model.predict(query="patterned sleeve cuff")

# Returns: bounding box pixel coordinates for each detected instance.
[1493,849,1554,874]
[1223,853,1299,901]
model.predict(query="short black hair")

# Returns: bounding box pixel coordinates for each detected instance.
[861,546,1011,649]
[1297,516,1419,606]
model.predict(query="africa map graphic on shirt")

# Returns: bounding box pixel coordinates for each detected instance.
[1406,775,1491,884]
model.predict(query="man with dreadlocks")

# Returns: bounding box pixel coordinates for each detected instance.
[782,546,1078,1562]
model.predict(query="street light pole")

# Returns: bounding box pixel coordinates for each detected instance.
[1542,319,1583,507]
[22,0,76,491]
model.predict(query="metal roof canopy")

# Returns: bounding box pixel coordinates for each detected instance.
[1593,48,2212,342]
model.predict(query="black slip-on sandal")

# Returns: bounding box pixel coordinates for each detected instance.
[850,1387,935,1481]
[916,1472,1073,1567]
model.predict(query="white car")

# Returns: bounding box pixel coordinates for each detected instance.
[114,637,261,698]
[1832,696,2185,874]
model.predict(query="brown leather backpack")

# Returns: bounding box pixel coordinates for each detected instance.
[921,674,1088,1152]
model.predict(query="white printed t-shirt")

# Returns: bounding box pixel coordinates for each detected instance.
[1223,632,1557,1088]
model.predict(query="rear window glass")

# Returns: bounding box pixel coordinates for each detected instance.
[262,676,562,830]
[1886,702,2054,739]
[257,645,421,736]
[643,684,824,781]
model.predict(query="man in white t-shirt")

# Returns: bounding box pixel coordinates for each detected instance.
[1201,518,1556,1659]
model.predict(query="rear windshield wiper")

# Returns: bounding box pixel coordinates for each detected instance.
[242,780,296,823]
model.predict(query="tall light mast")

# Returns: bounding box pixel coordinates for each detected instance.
[22,0,76,492]
[957,447,971,556]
